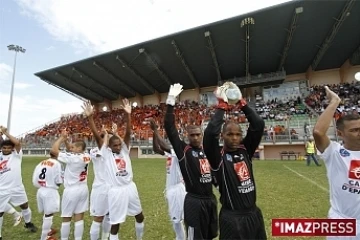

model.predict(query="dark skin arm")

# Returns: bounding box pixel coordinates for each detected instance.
[150,119,170,155]
[120,98,132,148]
[82,101,103,148]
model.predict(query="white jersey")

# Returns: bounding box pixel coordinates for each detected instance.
[101,142,133,186]
[32,158,63,189]
[90,146,108,188]
[320,141,360,219]
[0,149,23,191]
[165,149,184,190]
[58,152,91,188]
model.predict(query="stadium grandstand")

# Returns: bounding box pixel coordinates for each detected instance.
[20,0,360,160]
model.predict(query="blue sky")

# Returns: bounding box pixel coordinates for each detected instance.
[0,0,289,136]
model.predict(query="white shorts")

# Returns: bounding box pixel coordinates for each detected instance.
[61,184,89,217]
[90,185,110,217]
[37,187,60,215]
[165,183,186,222]
[327,208,360,240]
[108,181,142,224]
[0,185,28,212]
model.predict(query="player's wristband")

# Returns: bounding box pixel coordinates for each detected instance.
[238,98,247,109]
[216,99,229,111]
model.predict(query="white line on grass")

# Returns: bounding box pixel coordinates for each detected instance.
[283,165,329,193]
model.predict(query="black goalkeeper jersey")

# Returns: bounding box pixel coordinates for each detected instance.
[164,105,213,196]
[203,105,265,210]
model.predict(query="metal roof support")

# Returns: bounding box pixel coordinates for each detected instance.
[241,17,255,83]
[278,7,303,71]
[204,31,222,85]
[170,40,199,88]
[72,67,119,99]
[311,0,355,70]
[92,61,136,97]
[350,46,360,66]
[40,78,88,102]
[115,56,156,93]
[138,48,173,86]
[55,72,104,102]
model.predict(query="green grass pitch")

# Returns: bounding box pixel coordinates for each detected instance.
[2,157,329,240]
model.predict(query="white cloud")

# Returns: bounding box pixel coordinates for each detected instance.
[14,82,33,89]
[45,45,55,51]
[16,0,289,54]
[0,63,12,81]
[0,92,83,136]
[4,0,289,137]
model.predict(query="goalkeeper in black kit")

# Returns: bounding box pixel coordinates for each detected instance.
[203,82,267,240]
[164,83,218,240]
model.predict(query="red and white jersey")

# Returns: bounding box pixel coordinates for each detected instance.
[165,149,184,190]
[90,145,108,188]
[58,152,91,188]
[101,142,133,186]
[32,158,63,189]
[320,141,360,219]
[0,149,23,191]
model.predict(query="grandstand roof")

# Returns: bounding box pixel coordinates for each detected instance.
[35,0,360,103]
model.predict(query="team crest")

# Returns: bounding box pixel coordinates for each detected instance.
[233,161,250,181]
[199,159,211,174]
[340,149,350,157]
[115,158,128,176]
[192,151,198,157]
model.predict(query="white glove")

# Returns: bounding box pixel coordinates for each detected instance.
[166,83,183,106]
[225,82,242,104]
[214,85,229,103]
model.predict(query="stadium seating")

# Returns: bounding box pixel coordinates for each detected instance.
[18,82,358,149]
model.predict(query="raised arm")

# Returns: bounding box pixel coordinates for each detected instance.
[150,119,169,155]
[240,101,265,159]
[203,107,226,170]
[119,98,132,148]
[64,138,73,152]
[164,84,187,160]
[0,126,21,153]
[82,101,103,148]
[313,86,341,153]
[50,129,67,158]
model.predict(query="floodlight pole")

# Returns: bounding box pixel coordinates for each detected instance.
[7,45,26,133]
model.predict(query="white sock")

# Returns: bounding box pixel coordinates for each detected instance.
[61,221,71,240]
[5,204,15,214]
[74,220,84,240]
[0,216,3,237]
[21,207,32,223]
[110,233,119,240]
[41,216,53,240]
[173,221,185,240]
[101,215,111,240]
[90,221,101,240]
[135,222,144,240]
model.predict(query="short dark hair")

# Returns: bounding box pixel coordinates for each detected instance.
[50,152,57,159]
[1,140,15,148]
[109,135,120,145]
[186,125,200,132]
[336,114,360,130]
[222,121,241,133]
[73,141,86,151]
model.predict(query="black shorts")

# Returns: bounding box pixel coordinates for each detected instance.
[219,206,267,240]
[183,193,218,240]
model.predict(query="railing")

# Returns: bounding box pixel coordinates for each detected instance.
[20,117,338,150]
